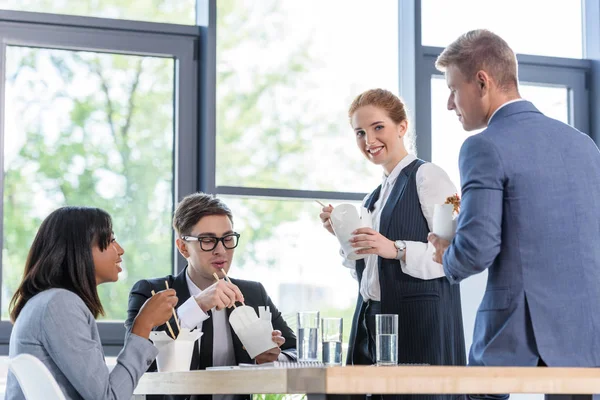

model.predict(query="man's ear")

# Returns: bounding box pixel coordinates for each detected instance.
[476,70,490,94]
[175,238,189,258]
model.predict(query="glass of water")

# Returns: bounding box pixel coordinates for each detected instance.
[375,314,398,366]
[297,311,319,361]
[321,317,343,366]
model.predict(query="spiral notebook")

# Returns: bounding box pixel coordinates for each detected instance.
[206,361,429,370]
[240,361,324,368]
[206,361,323,370]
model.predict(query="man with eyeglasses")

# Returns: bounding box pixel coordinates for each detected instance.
[125,192,296,400]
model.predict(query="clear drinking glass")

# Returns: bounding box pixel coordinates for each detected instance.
[375,314,398,366]
[321,317,343,365]
[297,311,320,361]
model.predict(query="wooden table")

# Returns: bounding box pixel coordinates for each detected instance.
[132,366,600,399]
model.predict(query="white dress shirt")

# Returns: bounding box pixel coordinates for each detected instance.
[176,271,287,366]
[342,154,457,301]
[177,272,236,400]
[489,98,526,123]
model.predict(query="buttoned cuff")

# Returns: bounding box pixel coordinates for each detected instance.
[400,241,445,280]
[124,333,159,368]
[177,296,210,329]
[442,251,461,284]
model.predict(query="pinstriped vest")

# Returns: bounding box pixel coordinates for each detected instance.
[348,159,466,374]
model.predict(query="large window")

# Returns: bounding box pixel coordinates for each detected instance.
[3,46,175,320]
[0,11,199,353]
[0,0,196,25]
[421,0,583,59]
[222,197,360,341]
[213,0,401,345]
[215,0,398,193]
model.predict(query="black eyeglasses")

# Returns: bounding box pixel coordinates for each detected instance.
[181,232,241,252]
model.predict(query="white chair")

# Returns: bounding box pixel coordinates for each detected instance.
[8,353,66,400]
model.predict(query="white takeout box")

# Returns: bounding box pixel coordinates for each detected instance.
[330,204,372,261]
[432,204,458,241]
[229,305,276,359]
[149,328,203,372]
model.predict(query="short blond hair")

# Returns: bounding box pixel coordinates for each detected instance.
[435,29,518,91]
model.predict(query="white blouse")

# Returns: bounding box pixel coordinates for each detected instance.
[342,154,457,301]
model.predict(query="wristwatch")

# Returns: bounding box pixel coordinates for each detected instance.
[394,240,406,260]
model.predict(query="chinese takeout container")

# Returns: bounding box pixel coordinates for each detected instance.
[229,306,276,359]
[330,204,372,261]
[432,204,458,241]
[149,328,203,372]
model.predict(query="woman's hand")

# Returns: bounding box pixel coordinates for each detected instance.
[427,233,450,264]
[351,227,398,259]
[319,204,335,236]
[132,289,178,339]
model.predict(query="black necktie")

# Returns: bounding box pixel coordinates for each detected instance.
[190,311,213,400]
[198,310,213,370]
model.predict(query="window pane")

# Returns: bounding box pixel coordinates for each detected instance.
[221,196,358,348]
[216,0,398,192]
[421,0,582,59]
[430,75,569,366]
[0,0,196,25]
[2,46,175,320]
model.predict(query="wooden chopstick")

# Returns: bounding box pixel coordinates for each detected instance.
[164,281,181,332]
[221,269,245,306]
[151,289,177,340]
[315,200,333,227]
[212,272,237,309]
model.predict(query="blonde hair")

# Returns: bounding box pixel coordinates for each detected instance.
[348,88,416,154]
[435,29,518,91]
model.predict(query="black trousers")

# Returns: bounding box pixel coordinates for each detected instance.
[353,300,381,366]
[348,300,465,400]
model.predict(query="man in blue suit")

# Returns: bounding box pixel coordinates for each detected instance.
[428,29,600,377]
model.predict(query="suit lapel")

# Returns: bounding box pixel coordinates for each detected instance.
[356,187,382,279]
[172,267,192,310]
[365,185,382,212]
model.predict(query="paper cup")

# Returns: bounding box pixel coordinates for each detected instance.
[432,204,456,241]
[330,203,370,261]
[150,328,203,372]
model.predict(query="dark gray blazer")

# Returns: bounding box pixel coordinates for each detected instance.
[126,268,297,400]
[6,288,157,400]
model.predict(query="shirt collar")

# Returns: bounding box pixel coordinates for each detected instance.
[382,153,416,187]
[489,99,526,124]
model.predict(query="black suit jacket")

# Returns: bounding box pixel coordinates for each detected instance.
[125,267,297,400]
